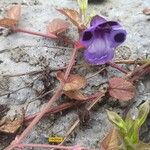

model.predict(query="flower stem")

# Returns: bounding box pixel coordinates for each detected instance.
[107,62,128,74]
[12,28,57,39]
[24,102,76,123]
[115,59,150,65]
[12,27,76,46]
[17,143,82,149]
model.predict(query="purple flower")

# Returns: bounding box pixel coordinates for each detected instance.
[80,15,127,65]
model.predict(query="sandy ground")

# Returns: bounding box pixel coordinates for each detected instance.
[0,0,150,149]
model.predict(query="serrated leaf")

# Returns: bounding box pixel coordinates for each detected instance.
[100,127,119,150]
[107,110,127,135]
[136,101,150,127]
[109,77,135,101]
[7,5,21,21]
[64,90,87,100]
[47,18,70,35]
[56,8,86,30]
[0,18,17,28]
[56,71,86,91]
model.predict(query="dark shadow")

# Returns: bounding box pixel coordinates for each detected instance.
[88,0,107,4]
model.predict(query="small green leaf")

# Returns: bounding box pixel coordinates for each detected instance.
[136,101,150,127]
[106,110,127,135]
[124,136,135,150]
[124,112,138,143]
[127,123,139,144]
[126,101,150,144]
[125,111,135,131]
[77,0,88,21]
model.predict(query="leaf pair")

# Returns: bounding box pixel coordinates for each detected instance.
[56,71,87,100]
[0,5,21,28]
[47,8,87,37]
[104,101,150,149]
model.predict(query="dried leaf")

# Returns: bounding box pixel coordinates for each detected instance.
[109,77,135,101]
[7,5,21,21]
[0,18,17,28]
[64,90,87,100]
[143,8,150,15]
[56,8,86,30]
[56,71,86,91]
[47,18,70,35]
[0,116,23,133]
[100,127,119,150]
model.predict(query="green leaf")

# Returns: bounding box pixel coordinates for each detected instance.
[106,110,127,135]
[77,0,88,20]
[136,101,150,127]
[127,123,139,144]
[124,136,135,150]
[125,111,135,131]
[126,101,150,144]
[124,112,139,144]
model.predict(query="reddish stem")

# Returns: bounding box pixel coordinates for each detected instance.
[12,28,76,46]
[12,28,57,39]
[5,46,78,150]
[24,93,99,123]
[107,62,128,74]
[24,102,76,123]
[17,143,83,150]
[127,62,150,82]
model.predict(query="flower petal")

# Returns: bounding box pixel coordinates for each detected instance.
[95,21,127,48]
[81,17,127,65]
[110,27,127,48]
[84,36,114,65]
[80,26,95,47]
[90,15,107,27]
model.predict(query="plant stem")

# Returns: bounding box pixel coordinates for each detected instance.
[12,28,57,39]
[24,102,76,123]
[5,46,78,150]
[24,93,100,123]
[17,143,82,150]
[115,59,150,65]
[126,61,150,82]
[59,92,104,145]
[107,62,128,74]
[12,28,76,45]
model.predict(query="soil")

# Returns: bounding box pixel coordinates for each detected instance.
[0,0,150,149]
